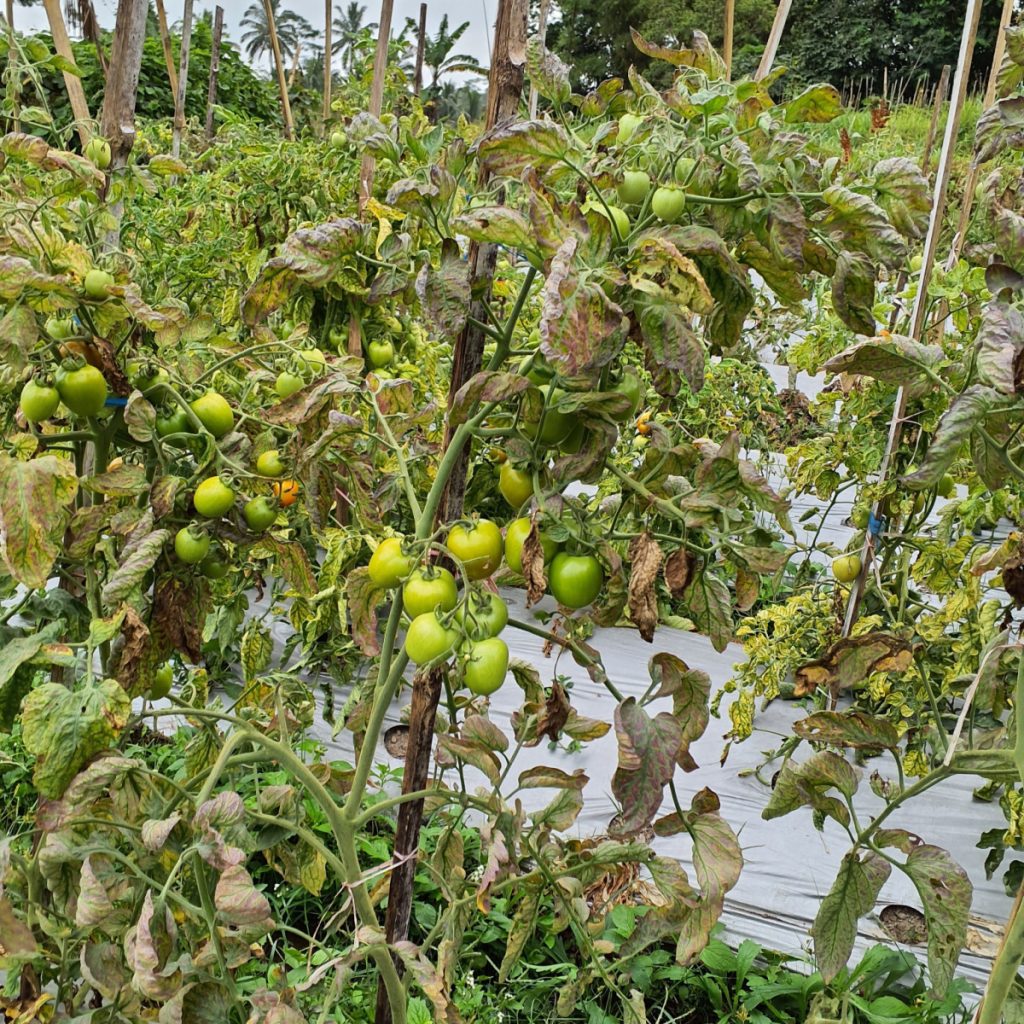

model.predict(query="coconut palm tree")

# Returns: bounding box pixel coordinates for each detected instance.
[332,1,376,73]
[240,0,315,66]
[422,14,485,91]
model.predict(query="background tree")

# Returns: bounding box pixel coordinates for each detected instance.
[239,0,314,66]
[332,1,375,73]
[421,14,484,91]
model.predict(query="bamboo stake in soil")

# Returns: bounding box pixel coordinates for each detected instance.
[371,3,529,1022]
[841,0,985,638]
[154,0,178,97]
[264,0,295,139]
[171,0,194,159]
[41,0,91,146]
[755,0,792,81]
[204,6,224,141]
[413,3,427,96]
[723,0,735,79]
[528,0,550,115]
[322,0,332,126]
[920,63,951,174]
[358,0,396,212]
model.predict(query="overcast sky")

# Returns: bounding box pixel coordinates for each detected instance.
[13,1,495,74]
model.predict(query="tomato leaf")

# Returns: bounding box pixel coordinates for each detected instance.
[762,751,858,827]
[831,250,877,336]
[783,83,842,123]
[449,370,530,425]
[823,334,946,395]
[872,158,932,239]
[475,120,577,178]
[526,38,571,105]
[682,570,733,652]
[793,711,899,750]
[415,237,470,338]
[820,185,908,268]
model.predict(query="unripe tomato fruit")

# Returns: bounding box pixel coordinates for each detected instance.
[20,379,60,422]
[45,316,74,339]
[499,463,534,509]
[612,369,643,421]
[256,449,285,477]
[156,407,191,439]
[193,477,235,518]
[673,155,696,185]
[296,348,327,374]
[190,391,234,437]
[601,204,630,238]
[523,385,573,447]
[617,170,651,206]
[243,496,277,532]
[455,590,508,639]
[504,517,560,574]
[200,556,229,580]
[402,568,458,618]
[56,362,107,416]
[462,637,509,695]
[174,526,210,564]
[276,370,304,399]
[549,552,603,609]
[85,136,111,169]
[405,612,459,666]
[937,474,955,498]
[273,479,300,507]
[616,113,642,145]
[850,507,870,529]
[368,536,412,589]
[448,519,503,580]
[330,131,345,148]
[83,268,114,300]
[149,661,174,699]
[652,186,686,223]
[832,554,862,583]
[367,339,395,368]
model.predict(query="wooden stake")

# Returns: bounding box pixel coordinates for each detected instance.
[204,5,224,140]
[413,2,427,96]
[528,0,550,116]
[41,0,91,146]
[372,5,529,1024]
[322,0,332,126]
[723,0,735,79]
[951,0,1015,259]
[920,63,950,175]
[171,0,194,159]
[98,0,147,165]
[755,0,792,81]
[358,0,395,212]
[264,0,295,140]
[841,0,985,637]
[154,0,178,97]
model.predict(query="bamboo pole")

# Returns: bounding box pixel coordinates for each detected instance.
[170,0,194,159]
[371,4,529,1024]
[264,0,295,139]
[841,0,985,637]
[951,0,1015,259]
[357,0,395,211]
[154,0,178,97]
[528,0,550,115]
[204,5,224,140]
[755,0,792,81]
[322,0,332,126]
[920,63,950,175]
[413,3,427,96]
[41,0,91,146]
[723,0,735,79]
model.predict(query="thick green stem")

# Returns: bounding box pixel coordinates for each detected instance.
[1014,650,1024,785]
[979,882,1024,1024]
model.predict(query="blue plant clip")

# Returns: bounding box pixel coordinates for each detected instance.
[105,396,128,408]
[868,511,884,537]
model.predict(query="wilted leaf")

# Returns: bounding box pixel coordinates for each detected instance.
[415,237,470,338]
[683,571,732,652]
[611,698,682,834]
[823,335,945,393]
[784,83,842,123]
[628,533,662,642]
[664,548,695,598]
[215,864,273,927]
[343,566,381,657]
[976,300,1023,395]
[831,251,876,335]
[820,186,908,268]
[521,520,547,607]
[872,158,932,239]
[475,120,576,178]
[793,711,899,750]
[762,751,858,827]
[795,633,912,700]
[449,371,530,425]
[101,530,169,610]
[526,37,571,104]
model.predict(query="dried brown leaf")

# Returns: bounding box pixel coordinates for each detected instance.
[664,548,695,598]
[522,520,547,607]
[628,532,663,642]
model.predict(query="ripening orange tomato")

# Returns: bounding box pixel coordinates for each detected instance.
[273,479,300,506]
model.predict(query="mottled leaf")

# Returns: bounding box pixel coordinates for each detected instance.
[415,237,470,338]
[832,250,876,335]
[793,711,899,750]
[872,158,932,239]
[784,83,842,123]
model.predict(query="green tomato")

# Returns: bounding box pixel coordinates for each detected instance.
[174,526,210,564]
[850,507,870,530]
[56,362,107,416]
[504,517,560,574]
[131,365,168,396]
[156,406,191,439]
[462,637,509,695]
[523,385,573,447]
[84,136,111,169]
[447,519,503,580]
[937,474,955,498]
[612,369,643,421]
[402,567,458,618]
[518,352,554,385]
[243,496,278,532]
[190,391,234,437]
[329,131,345,149]
[256,449,285,477]
[83,268,115,300]
[651,186,686,223]
[548,552,603,609]
[616,113,642,145]
[193,476,236,518]
[673,155,696,185]
[404,612,459,666]
[832,554,862,583]
[367,339,395,368]
[499,463,534,509]
[454,590,508,639]
[45,316,74,340]
[276,370,304,399]
[599,204,630,239]
[20,379,60,422]
[617,170,651,206]
[910,254,924,272]
[297,348,327,374]
[200,556,229,580]
[368,536,413,589]
[149,661,174,699]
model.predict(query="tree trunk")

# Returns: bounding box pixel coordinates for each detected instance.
[322,0,332,127]
[287,39,302,89]
[413,3,427,96]
[81,0,108,78]
[204,6,224,141]
[154,0,178,97]
[41,0,91,147]
[99,0,147,166]
[371,4,529,1024]
[170,0,194,160]
[264,0,295,139]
